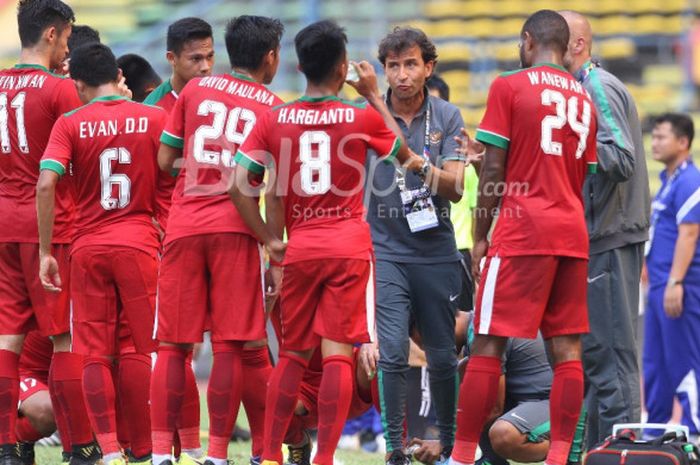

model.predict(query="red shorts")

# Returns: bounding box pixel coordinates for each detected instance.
[280,257,374,352]
[156,233,265,343]
[0,242,71,337]
[18,374,48,404]
[475,255,589,339]
[70,245,158,356]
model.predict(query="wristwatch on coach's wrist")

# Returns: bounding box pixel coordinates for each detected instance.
[668,278,684,287]
[418,159,431,180]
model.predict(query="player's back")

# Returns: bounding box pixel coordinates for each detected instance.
[163,73,282,244]
[0,65,81,243]
[43,96,166,255]
[478,64,598,258]
[245,96,400,263]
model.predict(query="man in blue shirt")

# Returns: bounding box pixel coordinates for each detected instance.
[645,113,700,435]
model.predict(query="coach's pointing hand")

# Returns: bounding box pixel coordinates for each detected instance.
[346,61,380,102]
[39,253,62,293]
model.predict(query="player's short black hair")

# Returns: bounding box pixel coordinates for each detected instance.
[17,0,75,48]
[655,112,695,149]
[225,15,284,70]
[377,26,438,66]
[521,10,569,55]
[117,53,163,102]
[295,20,347,85]
[68,24,100,52]
[427,74,450,101]
[167,17,213,55]
[69,43,119,87]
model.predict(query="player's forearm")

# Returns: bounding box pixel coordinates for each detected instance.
[366,95,423,172]
[230,187,276,245]
[669,224,700,282]
[36,175,57,256]
[425,161,465,202]
[265,192,285,240]
[158,144,181,172]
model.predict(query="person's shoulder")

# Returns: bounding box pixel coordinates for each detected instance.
[588,64,634,103]
[143,80,173,106]
[429,94,462,123]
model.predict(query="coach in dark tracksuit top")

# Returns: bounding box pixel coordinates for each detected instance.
[561,11,651,447]
[366,27,465,465]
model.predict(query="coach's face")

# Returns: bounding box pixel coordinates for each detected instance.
[170,37,214,84]
[652,122,688,164]
[384,45,434,101]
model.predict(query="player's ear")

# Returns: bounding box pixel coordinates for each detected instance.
[166,51,176,66]
[44,25,57,44]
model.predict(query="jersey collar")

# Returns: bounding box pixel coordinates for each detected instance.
[231,71,256,83]
[574,60,598,83]
[298,95,341,103]
[13,63,50,72]
[89,95,130,104]
[534,62,569,73]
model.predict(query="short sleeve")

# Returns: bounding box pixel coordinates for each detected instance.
[161,89,186,149]
[363,105,401,162]
[475,76,512,150]
[585,104,599,174]
[674,174,700,225]
[437,104,466,165]
[40,116,73,176]
[52,78,82,116]
[234,110,271,176]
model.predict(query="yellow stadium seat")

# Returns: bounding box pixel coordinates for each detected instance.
[597,38,636,60]
[424,1,463,19]
[437,41,471,63]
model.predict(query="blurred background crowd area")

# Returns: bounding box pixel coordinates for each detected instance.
[0,0,699,189]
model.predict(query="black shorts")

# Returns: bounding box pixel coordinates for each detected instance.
[458,249,474,311]
[498,399,550,443]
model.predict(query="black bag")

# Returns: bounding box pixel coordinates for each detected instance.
[584,428,700,465]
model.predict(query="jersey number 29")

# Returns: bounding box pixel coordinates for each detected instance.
[540,89,591,159]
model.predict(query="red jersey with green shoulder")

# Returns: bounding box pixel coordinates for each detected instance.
[40,96,167,256]
[235,95,401,264]
[474,63,598,259]
[160,72,283,245]
[143,79,179,230]
[0,64,81,244]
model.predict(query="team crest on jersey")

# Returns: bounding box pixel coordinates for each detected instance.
[429,130,442,145]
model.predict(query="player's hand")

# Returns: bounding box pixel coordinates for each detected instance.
[39,254,62,293]
[407,438,441,464]
[471,239,489,284]
[345,61,380,101]
[664,284,684,318]
[266,239,286,265]
[264,265,284,311]
[359,341,379,380]
[454,128,485,166]
[117,70,133,100]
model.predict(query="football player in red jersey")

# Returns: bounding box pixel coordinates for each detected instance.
[0,3,96,465]
[143,18,214,463]
[449,11,598,465]
[151,16,284,465]
[36,43,167,465]
[230,20,426,465]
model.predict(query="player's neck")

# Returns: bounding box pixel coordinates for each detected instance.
[18,48,51,70]
[232,67,265,84]
[304,83,338,99]
[83,83,123,103]
[666,153,690,176]
[390,89,425,124]
[530,50,565,69]
[170,73,188,95]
